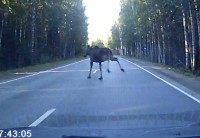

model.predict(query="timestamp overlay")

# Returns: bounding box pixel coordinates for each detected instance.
[0,129,32,138]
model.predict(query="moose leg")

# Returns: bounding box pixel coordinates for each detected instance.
[99,62,103,80]
[111,57,125,72]
[107,60,110,73]
[88,61,93,79]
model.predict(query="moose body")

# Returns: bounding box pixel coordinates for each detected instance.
[84,46,125,80]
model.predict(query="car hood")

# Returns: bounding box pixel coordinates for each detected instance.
[1,124,200,138]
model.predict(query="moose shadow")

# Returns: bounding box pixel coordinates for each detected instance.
[84,46,125,80]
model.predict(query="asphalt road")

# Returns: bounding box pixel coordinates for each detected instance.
[0,57,200,130]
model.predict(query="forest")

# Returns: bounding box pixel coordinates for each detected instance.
[0,0,88,70]
[1,0,200,74]
[109,0,200,73]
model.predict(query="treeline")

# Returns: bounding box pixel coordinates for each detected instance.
[0,0,88,70]
[110,0,200,73]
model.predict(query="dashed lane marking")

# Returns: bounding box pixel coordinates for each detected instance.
[29,108,56,127]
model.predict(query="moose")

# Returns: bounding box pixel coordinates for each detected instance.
[84,46,125,80]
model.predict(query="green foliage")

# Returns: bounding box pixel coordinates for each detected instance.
[92,39,104,47]
[0,0,88,70]
[110,0,200,72]
[108,22,121,54]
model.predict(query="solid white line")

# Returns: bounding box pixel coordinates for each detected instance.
[0,72,44,85]
[45,70,89,73]
[0,59,88,85]
[29,108,56,127]
[93,69,99,74]
[120,57,200,104]
[14,72,37,75]
[47,59,88,71]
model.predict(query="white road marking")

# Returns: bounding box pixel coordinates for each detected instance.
[14,70,92,75]
[93,69,99,74]
[44,70,89,73]
[29,108,56,127]
[125,67,139,70]
[14,72,37,75]
[0,59,88,85]
[120,57,200,104]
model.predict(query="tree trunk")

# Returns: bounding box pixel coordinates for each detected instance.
[20,19,22,43]
[161,22,166,65]
[189,0,198,71]
[194,0,200,69]
[156,22,162,64]
[0,17,4,49]
[150,34,154,62]
[152,21,157,62]
[181,0,191,69]
[31,2,36,64]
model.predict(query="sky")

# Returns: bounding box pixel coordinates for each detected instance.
[83,0,120,44]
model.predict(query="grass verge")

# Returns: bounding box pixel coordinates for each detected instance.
[123,55,200,80]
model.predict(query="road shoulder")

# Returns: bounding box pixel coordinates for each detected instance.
[121,56,200,97]
[0,57,85,83]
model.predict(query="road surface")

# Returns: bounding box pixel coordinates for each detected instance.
[0,57,200,129]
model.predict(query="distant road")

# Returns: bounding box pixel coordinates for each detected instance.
[0,57,200,129]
